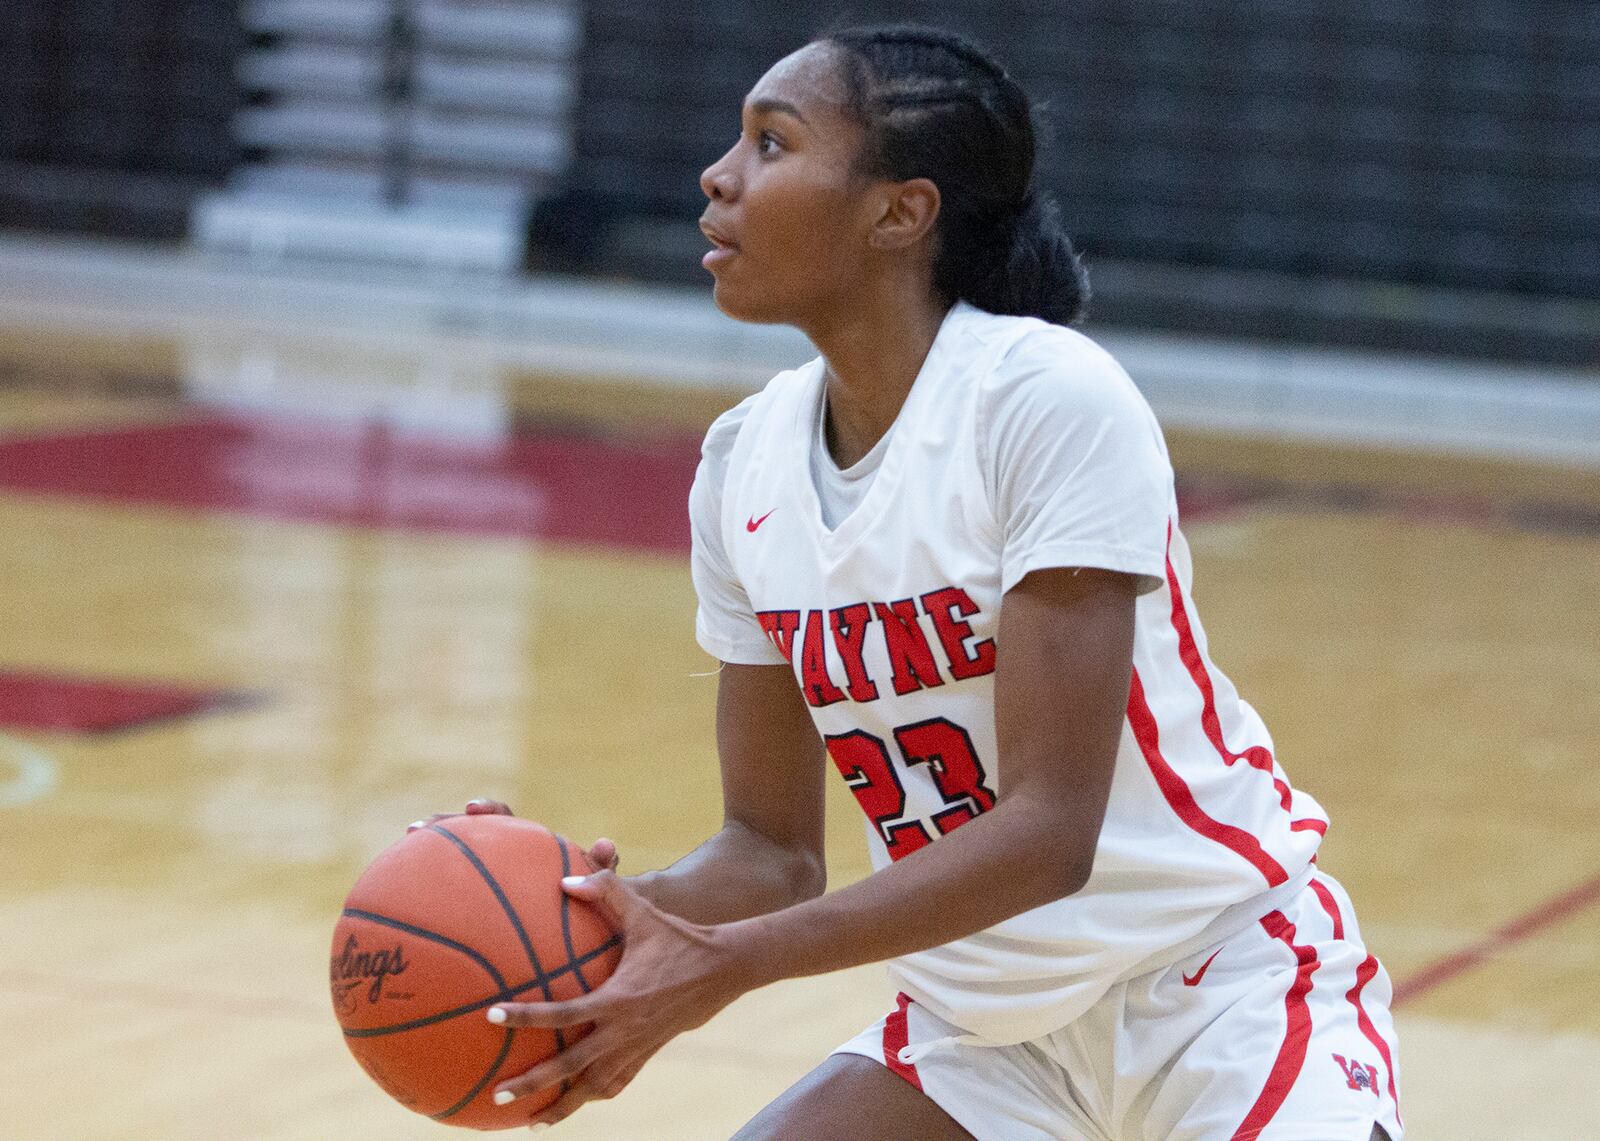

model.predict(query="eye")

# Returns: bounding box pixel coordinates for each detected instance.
[756,130,783,157]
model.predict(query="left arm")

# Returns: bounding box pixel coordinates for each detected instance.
[493,564,1139,1122]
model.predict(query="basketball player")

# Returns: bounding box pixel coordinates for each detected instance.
[451,25,1402,1139]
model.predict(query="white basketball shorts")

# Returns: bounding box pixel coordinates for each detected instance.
[835,871,1402,1141]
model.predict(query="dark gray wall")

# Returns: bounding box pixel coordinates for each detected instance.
[2,1,1593,361]
[0,0,242,236]
[555,0,1600,361]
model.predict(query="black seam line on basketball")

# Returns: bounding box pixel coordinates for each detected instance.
[555,836,593,995]
[341,908,510,991]
[549,840,578,1058]
[340,905,564,996]
[341,935,622,1038]
[428,824,569,1057]
[428,823,557,1002]
[433,1029,517,1121]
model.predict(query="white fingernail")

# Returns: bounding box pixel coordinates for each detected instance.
[486,1007,507,1024]
[408,820,427,831]
[493,1090,516,1106]
[561,876,586,887]
[529,1125,550,1133]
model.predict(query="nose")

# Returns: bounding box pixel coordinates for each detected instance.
[700,143,740,202]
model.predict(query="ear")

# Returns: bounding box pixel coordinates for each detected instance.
[868,177,940,252]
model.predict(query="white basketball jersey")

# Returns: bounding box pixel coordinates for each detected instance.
[691,302,1327,1044]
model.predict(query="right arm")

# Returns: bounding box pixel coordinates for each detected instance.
[628,393,825,923]
[629,661,827,924]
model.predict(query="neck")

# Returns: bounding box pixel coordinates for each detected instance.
[803,285,951,468]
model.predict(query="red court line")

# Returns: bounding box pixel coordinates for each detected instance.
[1391,871,1600,1008]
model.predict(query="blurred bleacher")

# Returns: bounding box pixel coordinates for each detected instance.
[559,0,1600,364]
[0,0,1596,366]
[0,0,240,237]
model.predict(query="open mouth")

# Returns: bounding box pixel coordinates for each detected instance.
[699,222,740,268]
[699,221,739,252]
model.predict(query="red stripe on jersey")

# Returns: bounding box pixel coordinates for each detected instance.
[1232,911,1320,1140]
[1350,955,1402,1123]
[1309,877,1402,1126]
[1161,537,1293,812]
[1309,876,1345,940]
[1127,668,1289,886]
[1291,818,1328,836]
[882,992,923,1091]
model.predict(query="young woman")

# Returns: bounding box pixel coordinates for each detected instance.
[449,24,1402,1140]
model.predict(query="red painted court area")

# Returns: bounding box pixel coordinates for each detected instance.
[0,671,238,734]
[0,412,705,554]
[1,411,1592,560]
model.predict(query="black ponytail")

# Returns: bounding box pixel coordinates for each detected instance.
[823,24,1089,326]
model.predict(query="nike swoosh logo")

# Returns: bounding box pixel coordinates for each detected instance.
[746,509,776,533]
[1182,949,1222,987]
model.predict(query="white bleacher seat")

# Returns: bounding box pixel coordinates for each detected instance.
[199,0,582,270]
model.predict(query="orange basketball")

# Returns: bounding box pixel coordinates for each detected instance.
[330,815,622,1130]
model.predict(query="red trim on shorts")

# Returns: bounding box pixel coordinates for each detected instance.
[1160,536,1293,812]
[1309,876,1402,1126]
[1127,668,1289,886]
[882,992,923,1092]
[1232,910,1320,1140]
[1290,817,1328,836]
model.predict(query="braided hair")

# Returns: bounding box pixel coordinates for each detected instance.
[823,24,1089,326]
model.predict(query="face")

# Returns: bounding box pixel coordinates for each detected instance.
[698,44,879,326]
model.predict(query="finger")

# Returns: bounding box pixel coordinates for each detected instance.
[488,996,603,1030]
[587,837,619,872]
[493,1027,608,1102]
[524,1057,647,1128]
[465,799,513,816]
[560,869,640,929]
[407,812,457,833]
[517,1072,597,1129]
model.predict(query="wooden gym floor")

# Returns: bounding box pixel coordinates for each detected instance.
[0,319,1597,1140]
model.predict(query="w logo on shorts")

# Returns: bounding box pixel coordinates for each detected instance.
[1332,1053,1379,1093]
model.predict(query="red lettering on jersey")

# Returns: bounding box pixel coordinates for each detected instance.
[894,718,997,831]
[825,731,933,860]
[919,587,996,681]
[827,720,994,862]
[872,599,944,696]
[799,609,847,707]
[828,603,880,703]
[756,610,800,663]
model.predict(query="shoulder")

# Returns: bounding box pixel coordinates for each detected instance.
[700,364,809,471]
[700,391,761,472]
[960,316,1160,467]
[700,360,819,468]
[977,316,1151,423]
[695,360,819,512]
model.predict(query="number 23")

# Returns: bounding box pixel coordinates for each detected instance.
[825,717,997,861]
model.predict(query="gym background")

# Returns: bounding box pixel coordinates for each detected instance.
[0,3,1596,1139]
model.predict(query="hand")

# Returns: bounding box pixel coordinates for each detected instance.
[484,871,758,1128]
[406,798,514,832]
[405,802,621,876]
